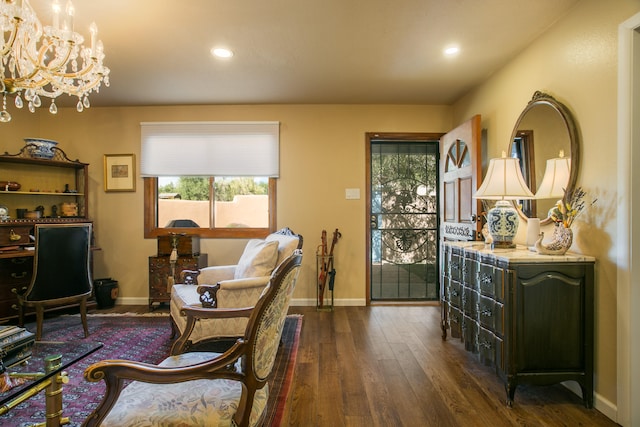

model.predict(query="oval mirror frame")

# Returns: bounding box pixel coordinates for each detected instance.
[509,91,580,225]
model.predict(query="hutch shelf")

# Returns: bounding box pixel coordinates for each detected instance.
[0,144,92,320]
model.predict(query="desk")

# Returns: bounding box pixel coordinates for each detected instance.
[0,341,103,426]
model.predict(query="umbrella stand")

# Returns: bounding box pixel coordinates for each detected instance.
[316,228,341,311]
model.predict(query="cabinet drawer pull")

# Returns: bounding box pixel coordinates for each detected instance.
[479,341,492,349]
[9,229,21,241]
[11,271,28,279]
[11,257,28,265]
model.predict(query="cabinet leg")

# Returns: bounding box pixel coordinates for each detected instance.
[579,383,594,408]
[441,302,448,340]
[505,381,517,407]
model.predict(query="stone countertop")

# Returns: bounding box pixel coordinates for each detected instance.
[443,241,596,263]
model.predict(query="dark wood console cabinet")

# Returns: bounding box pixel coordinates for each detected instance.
[440,241,595,407]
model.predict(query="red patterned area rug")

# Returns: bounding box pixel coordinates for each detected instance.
[1,313,302,427]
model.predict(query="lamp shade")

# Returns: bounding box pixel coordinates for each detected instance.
[474,156,534,200]
[535,156,571,199]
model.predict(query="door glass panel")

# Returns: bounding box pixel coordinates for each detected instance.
[459,142,471,167]
[446,140,471,170]
[370,142,439,301]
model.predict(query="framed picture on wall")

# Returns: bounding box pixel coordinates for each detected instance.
[104,154,136,192]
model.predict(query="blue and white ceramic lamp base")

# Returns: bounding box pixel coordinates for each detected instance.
[487,200,519,249]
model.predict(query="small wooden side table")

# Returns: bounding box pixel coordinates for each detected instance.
[148,254,208,309]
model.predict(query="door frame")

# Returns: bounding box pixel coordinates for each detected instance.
[365,132,444,305]
[617,11,640,426]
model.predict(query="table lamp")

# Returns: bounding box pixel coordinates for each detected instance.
[474,153,534,248]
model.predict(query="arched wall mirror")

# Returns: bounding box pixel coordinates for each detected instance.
[509,91,580,224]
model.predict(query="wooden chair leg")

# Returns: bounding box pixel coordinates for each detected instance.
[80,298,89,337]
[35,305,44,341]
[170,315,196,355]
[169,315,177,339]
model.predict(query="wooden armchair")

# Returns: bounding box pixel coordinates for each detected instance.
[13,223,93,340]
[82,250,303,427]
[169,227,302,355]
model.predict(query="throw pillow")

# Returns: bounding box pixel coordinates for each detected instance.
[234,239,279,279]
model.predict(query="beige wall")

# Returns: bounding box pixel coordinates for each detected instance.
[452,0,640,419]
[0,103,452,307]
[1,0,636,420]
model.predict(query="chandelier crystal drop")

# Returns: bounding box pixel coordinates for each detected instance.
[0,0,110,122]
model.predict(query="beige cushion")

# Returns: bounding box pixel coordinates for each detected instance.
[265,233,301,266]
[234,239,279,279]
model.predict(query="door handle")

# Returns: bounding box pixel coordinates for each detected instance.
[470,214,478,222]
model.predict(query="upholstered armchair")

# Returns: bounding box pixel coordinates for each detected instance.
[83,251,303,427]
[170,227,302,354]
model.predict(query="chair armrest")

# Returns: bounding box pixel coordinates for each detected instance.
[179,270,201,285]
[215,276,271,308]
[218,276,271,290]
[180,304,254,319]
[179,265,237,286]
[83,345,245,427]
[196,284,220,308]
[178,265,237,288]
[195,276,270,308]
[196,265,237,284]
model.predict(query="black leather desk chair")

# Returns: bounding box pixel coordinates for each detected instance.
[13,223,93,340]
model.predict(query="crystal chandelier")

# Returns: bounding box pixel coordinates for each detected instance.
[0,0,109,122]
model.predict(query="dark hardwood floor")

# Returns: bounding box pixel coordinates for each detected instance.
[91,304,618,426]
[284,305,617,427]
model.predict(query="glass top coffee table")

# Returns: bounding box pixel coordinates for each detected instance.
[0,340,103,427]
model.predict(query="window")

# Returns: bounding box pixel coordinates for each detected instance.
[141,122,279,238]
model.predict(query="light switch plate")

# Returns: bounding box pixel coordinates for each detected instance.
[345,188,360,200]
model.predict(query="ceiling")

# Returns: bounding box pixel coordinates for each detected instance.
[30,0,579,108]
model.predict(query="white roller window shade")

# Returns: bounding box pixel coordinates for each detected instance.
[140,121,280,177]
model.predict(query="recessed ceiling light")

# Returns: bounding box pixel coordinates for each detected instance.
[444,46,460,57]
[211,48,233,58]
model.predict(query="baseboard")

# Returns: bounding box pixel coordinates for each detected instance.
[114,297,150,305]
[594,393,617,423]
[562,382,617,422]
[290,298,366,307]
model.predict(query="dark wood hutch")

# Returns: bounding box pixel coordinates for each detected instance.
[0,144,92,320]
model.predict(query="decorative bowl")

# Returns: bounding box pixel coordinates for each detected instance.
[24,138,58,160]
